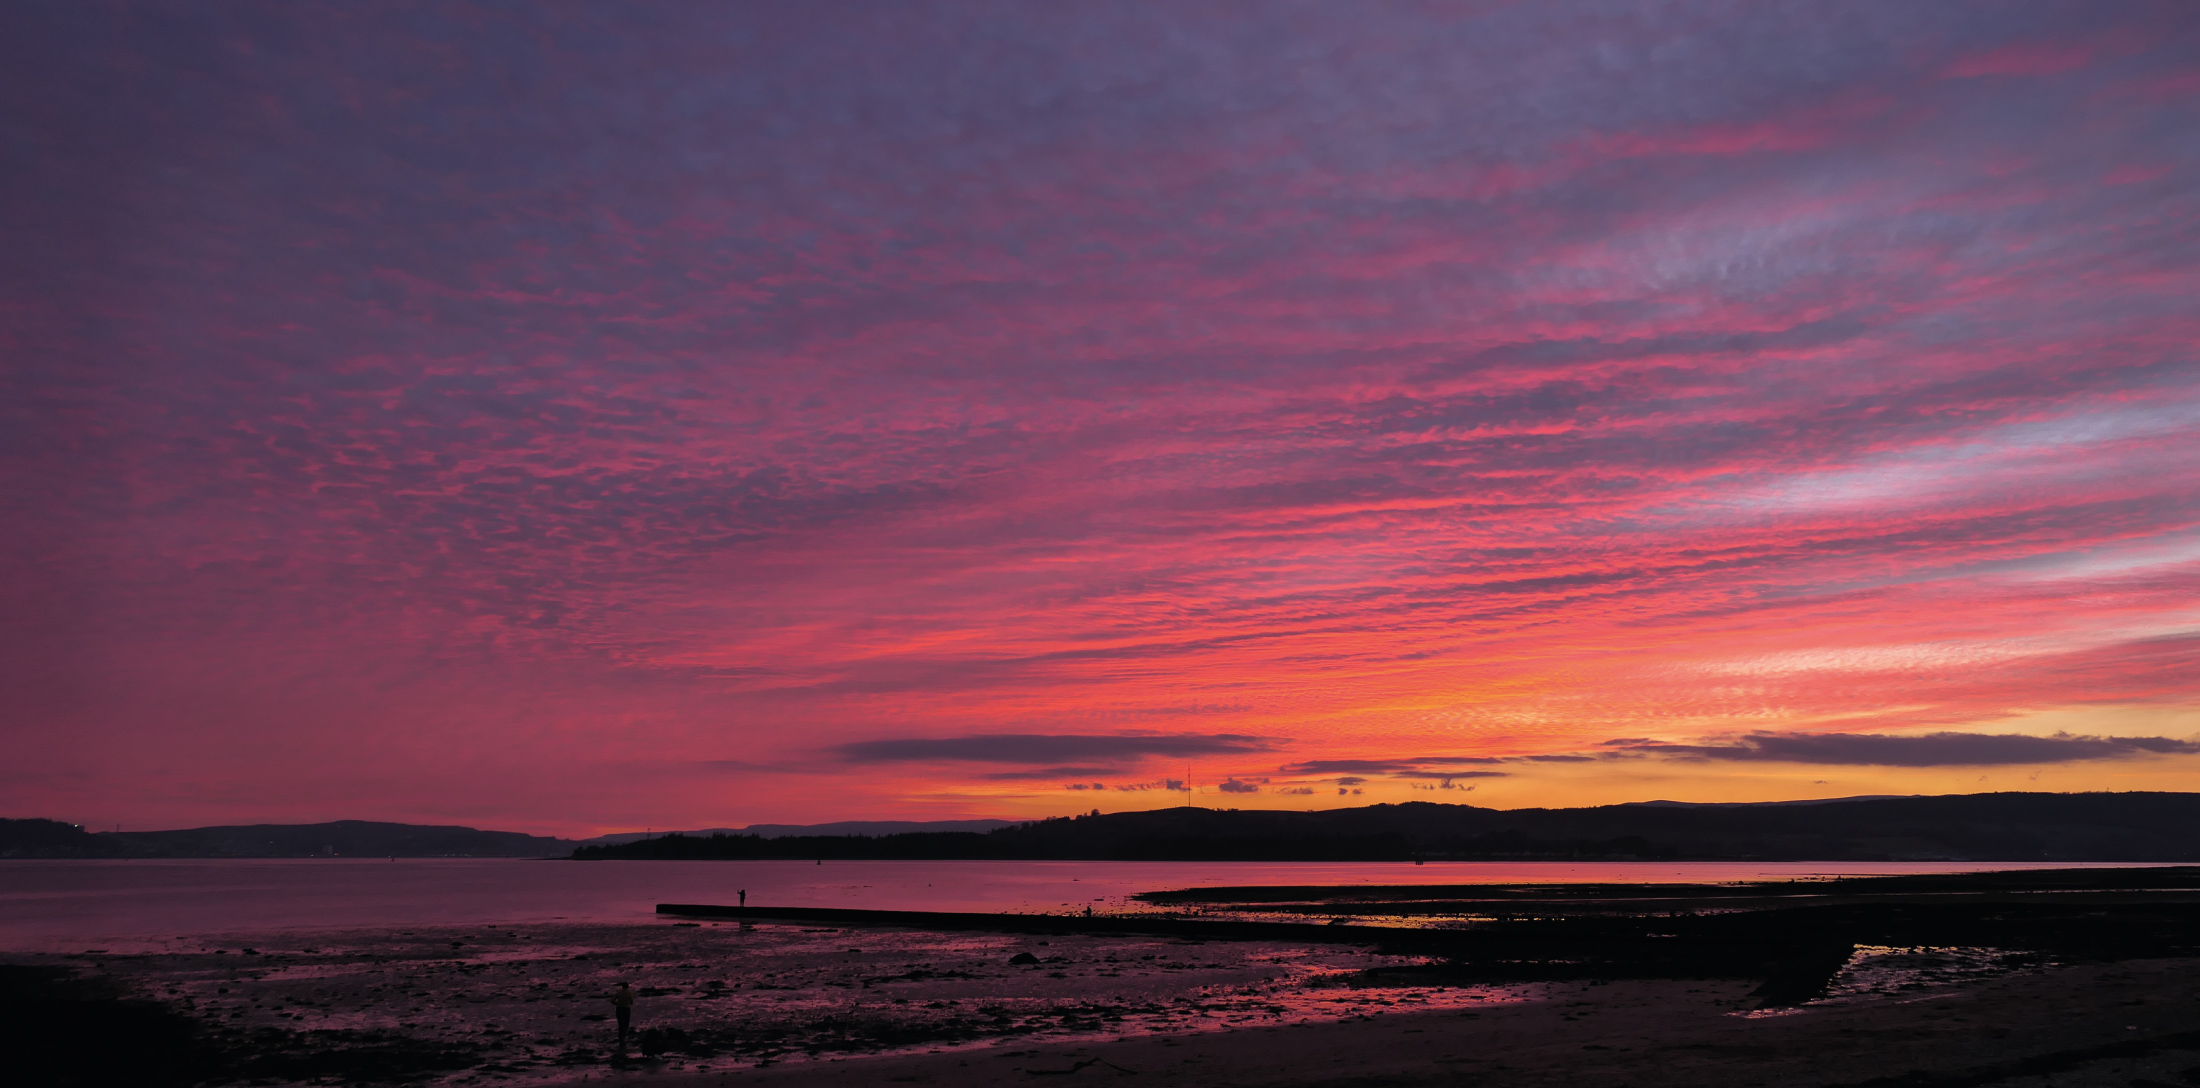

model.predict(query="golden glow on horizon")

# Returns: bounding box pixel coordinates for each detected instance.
[12,5,2200,837]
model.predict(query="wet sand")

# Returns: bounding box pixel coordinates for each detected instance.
[21,923,2200,1086]
[17,868,2200,1086]
[648,958,2200,1087]
[8,918,1521,1083]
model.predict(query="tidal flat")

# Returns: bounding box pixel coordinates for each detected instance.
[14,867,2200,1086]
[5,919,1522,1085]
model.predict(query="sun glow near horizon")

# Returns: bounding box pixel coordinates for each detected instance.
[5,2,2198,838]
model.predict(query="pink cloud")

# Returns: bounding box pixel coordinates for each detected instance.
[5,2,2199,832]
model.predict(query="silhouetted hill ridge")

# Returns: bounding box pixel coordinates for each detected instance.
[15,792,2200,861]
[0,819,129,858]
[577,819,1017,845]
[0,819,575,858]
[576,792,2200,861]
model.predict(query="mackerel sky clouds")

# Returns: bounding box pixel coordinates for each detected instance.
[5,2,2198,833]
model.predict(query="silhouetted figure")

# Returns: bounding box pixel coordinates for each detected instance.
[612,981,634,1051]
[738,889,747,908]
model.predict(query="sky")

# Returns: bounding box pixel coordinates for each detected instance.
[4,1,2198,836]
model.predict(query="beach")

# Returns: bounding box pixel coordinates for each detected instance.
[14,918,2200,1086]
[706,958,2200,1087]
[16,925,2200,1086]
[6,916,1518,1084]
[12,863,2200,1086]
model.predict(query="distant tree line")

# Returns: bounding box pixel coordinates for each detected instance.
[571,794,2200,862]
[17,792,2200,862]
[0,818,573,859]
[570,824,1687,861]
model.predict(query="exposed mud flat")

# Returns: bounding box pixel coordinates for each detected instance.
[705,959,2200,1088]
[18,867,2200,1086]
[6,918,1528,1084]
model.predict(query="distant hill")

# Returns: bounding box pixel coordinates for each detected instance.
[0,819,575,858]
[574,793,2200,862]
[577,819,1016,846]
[0,819,129,858]
[18,794,2200,862]
[2,816,1013,858]
[1618,795,1914,808]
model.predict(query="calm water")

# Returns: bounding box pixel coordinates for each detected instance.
[0,858,2172,947]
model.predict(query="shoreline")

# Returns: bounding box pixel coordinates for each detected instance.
[654,959,2200,1087]
[14,867,2200,1086]
[6,917,1516,1085]
[23,937,2200,1087]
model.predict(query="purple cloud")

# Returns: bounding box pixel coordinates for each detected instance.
[837,733,1279,764]
[2,1,2196,830]
[1607,732,2200,767]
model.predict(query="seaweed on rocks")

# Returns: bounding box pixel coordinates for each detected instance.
[1,963,220,1088]
[671,866,2200,1011]
[0,963,483,1088]
[221,1027,482,1083]
[1748,942,1860,1008]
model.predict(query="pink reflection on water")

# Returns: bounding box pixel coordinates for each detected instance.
[2,858,2178,947]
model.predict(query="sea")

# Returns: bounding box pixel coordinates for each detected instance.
[0,857,2174,948]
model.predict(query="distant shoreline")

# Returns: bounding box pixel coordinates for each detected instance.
[572,792,2200,862]
[14,792,2200,861]
[16,865,2200,1087]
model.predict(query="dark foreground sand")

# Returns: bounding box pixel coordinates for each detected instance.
[14,917,2200,1087]
[6,919,1512,1085]
[631,958,2200,1088]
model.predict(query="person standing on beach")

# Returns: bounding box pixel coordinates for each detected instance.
[611,982,635,1050]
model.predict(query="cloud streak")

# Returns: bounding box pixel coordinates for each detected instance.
[836,734,1280,765]
[1606,732,2200,767]
[3,2,2198,829]
[1279,759,1505,776]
